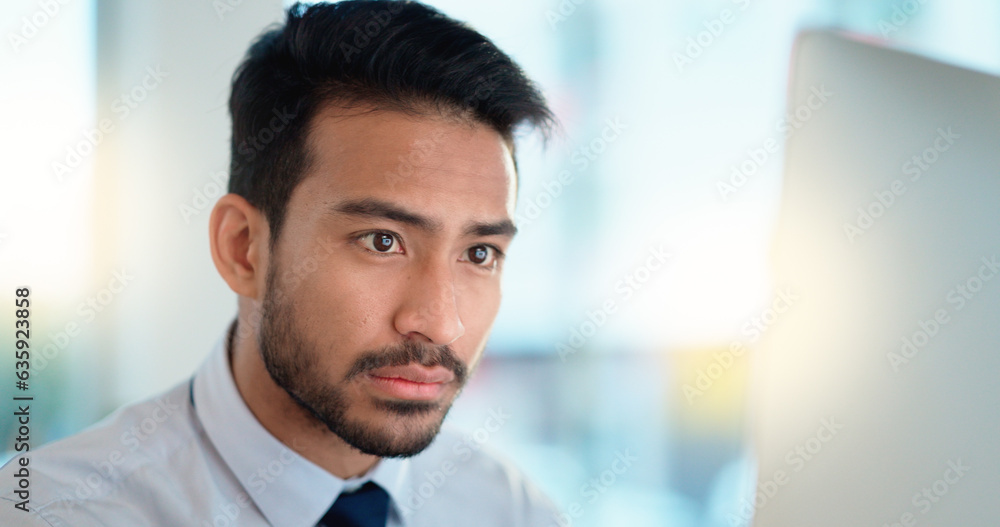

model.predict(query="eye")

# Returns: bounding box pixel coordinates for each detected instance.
[464,244,502,269]
[358,232,403,254]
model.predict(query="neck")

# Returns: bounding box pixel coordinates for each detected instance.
[228,319,380,479]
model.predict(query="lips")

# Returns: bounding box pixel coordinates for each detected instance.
[367,364,455,384]
[365,364,454,400]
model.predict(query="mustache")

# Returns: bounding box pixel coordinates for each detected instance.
[344,340,467,385]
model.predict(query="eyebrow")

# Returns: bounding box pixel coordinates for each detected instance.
[330,198,517,238]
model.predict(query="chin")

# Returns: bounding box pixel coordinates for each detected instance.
[322,396,453,458]
[342,417,445,458]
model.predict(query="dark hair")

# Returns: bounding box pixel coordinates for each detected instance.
[227,0,554,240]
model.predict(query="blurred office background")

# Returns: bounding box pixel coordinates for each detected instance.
[2,0,999,525]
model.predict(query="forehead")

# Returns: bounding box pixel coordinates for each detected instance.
[294,104,517,222]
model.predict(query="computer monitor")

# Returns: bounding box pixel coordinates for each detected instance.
[751,30,1000,526]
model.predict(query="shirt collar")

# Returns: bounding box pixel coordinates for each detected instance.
[192,320,412,527]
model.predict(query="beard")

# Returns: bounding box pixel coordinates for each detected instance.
[256,264,470,458]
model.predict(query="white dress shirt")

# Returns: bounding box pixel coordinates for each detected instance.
[0,322,558,526]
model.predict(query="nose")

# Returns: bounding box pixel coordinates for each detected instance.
[393,257,465,345]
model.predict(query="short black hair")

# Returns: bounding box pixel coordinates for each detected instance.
[227,0,554,240]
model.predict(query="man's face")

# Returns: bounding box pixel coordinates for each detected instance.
[257,105,517,458]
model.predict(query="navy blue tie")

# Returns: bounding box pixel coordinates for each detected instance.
[317,481,390,527]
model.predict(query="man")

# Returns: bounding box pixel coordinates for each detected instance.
[0,1,557,525]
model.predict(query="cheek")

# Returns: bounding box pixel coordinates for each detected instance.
[456,280,502,345]
[292,259,399,350]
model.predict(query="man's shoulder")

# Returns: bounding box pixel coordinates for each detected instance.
[0,380,204,525]
[402,423,558,526]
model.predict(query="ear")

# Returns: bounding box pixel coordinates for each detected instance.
[209,193,269,300]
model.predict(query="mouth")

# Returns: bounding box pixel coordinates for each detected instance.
[365,364,455,401]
